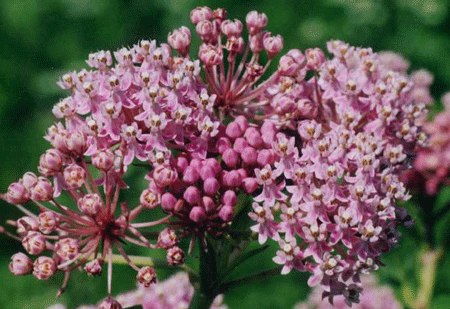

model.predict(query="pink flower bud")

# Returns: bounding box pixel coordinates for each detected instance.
[190,6,212,24]
[196,20,214,41]
[30,177,53,201]
[168,26,191,57]
[226,121,243,139]
[213,8,227,20]
[160,193,176,212]
[157,227,178,248]
[249,32,265,53]
[183,166,200,184]
[38,211,58,234]
[33,256,56,280]
[92,149,115,171]
[246,11,268,35]
[85,259,103,276]
[38,149,63,176]
[153,165,177,188]
[137,266,157,287]
[219,205,234,222]
[55,238,79,261]
[217,137,231,154]
[241,146,258,165]
[9,252,33,276]
[261,120,277,144]
[233,137,249,153]
[234,115,249,132]
[242,177,259,193]
[264,34,284,58]
[204,177,220,196]
[183,186,200,205]
[167,246,185,266]
[221,19,243,37]
[190,158,203,170]
[98,297,123,309]
[257,149,274,166]
[202,196,216,213]
[23,231,46,255]
[305,47,325,70]
[204,158,221,175]
[223,190,237,206]
[63,164,86,189]
[78,193,103,215]
[140,188,160,209]
[199,43,223,66]
[199,165,215,181]
[244,127,263,148]
[224,170,242,188]
[5,182,29,204]
[176,155,189,172]
[278,49,305,76]
[21,172,38,191]
[16,216,39,236]
[189,206,206,223]
[222,148,239,168]
[65,131,87,156]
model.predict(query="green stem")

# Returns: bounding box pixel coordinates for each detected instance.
[218,266,283,293]
[413,248,443,309]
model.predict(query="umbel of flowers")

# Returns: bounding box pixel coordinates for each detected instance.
[1,6,428,308]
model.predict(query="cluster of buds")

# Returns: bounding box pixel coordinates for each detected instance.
[403,91,450,195]
[1,6,429,307]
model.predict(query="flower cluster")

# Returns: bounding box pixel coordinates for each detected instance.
[1,5,428,307]
[403,91,450,195]
[293,275,401,309]
[47,272,228,309]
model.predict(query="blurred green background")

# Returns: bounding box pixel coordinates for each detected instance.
[1,0,450,308]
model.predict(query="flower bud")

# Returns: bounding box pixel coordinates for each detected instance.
[38,149,63,176]
[204,177,220,196]
[38,211,58,234]
[264,34,284,58]
[219,205,234,222]
[183,186,201,205]
[92,149,115,171]
[278,49,305,76]
[168,26,191,57]
[233,137,249,153]
[85,259,103,276]
[199,44,223,66]
[222,148,239,168]
[157,227,178,248]
[246,11,268,35]
[223,170,242,188]
[223,190,237,206]
[244,127,263,148]
[33,256,56,280]
[189,206,206,223]
[221,19,243,37]
[63,164,86,189]
[199,165,215,181]
[190,6,212,24]
[23,231,46,255]
[65,131,87,156]
[241,146,258,165]
[249,32,265,53]
[176,156,189,172]
[139,184,161,206]
[306,47,325,70]
[137,266,157,287]
[159,192,175,212]
[153,165,177,188]
[242,177,259,193]
[98,297,123,309]
[205,158,221,175]
[217,137,231,154]
[5,182,29,204]
[196,20,214,42]
[16,216,39,236]
[226,121,243,139]
[234,115,249,132]
[21,172,38,191]
[202,196,216,214]
[30,177,54,201]
[9,252,33,276]
[78,193,103,215]
[167,246,185,266]
[55,238,79,261]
